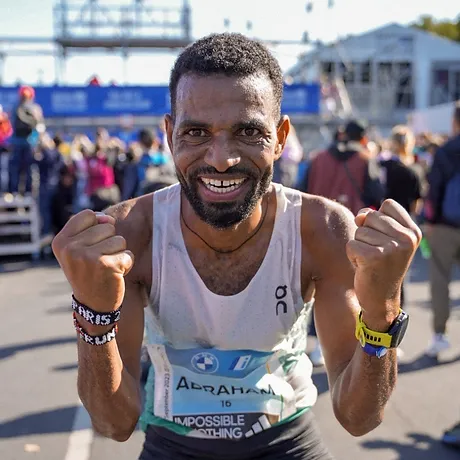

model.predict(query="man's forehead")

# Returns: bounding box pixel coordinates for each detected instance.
[175,73,275,116]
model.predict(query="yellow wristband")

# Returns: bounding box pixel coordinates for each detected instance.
[355,311,396,348]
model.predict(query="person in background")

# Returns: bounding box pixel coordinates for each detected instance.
[424,103,460,359]
[52,163,76,234]
[9,85,45,194]
[34,132,64,238]
[70,134,91,214]
[273,124,303,187]
[86,130,120,212]
[432,109,460,451]
[302,120,383,215]
[121,142,143,201]
[136,128,175,194]
[378,125,424,309]
[0,105,13,151]
[0,105,13,192]
[53,133,71,158]
[157,119,171,158]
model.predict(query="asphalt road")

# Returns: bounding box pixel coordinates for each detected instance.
[0,253,459,460]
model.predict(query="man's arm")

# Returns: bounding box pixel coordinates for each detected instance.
[53,198,151,442]
[304,198,406,436]
[76,277,146,441]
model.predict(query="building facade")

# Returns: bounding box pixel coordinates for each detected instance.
[288,23,460,126]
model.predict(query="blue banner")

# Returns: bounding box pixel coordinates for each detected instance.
[0,83,320,118]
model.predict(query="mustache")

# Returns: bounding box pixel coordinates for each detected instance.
[188,166,259,180]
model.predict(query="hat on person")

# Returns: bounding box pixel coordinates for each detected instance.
[19,85,35,100]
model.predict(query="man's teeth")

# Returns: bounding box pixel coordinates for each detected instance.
[201,178,245,193]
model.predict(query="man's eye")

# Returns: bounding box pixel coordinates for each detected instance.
[239,128,261,137]
[187,129,207,137]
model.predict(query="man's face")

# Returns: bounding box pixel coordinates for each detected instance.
[166,74,289,229]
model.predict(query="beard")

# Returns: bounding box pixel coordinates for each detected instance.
[176,164,273,229]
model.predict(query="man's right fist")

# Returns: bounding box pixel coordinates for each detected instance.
[52,210,134,313]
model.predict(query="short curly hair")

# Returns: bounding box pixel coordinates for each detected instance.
[169,33,284,120]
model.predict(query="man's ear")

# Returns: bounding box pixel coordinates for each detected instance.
[275,115,290,160]
[164,114,174,154]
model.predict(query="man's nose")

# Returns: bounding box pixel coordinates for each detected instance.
[204,135,241,172]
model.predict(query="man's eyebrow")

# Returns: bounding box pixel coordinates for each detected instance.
[177,120,212,130]
[231,119,269,131]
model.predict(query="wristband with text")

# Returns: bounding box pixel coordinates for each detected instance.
[73,312,118,346]
[71,295,121,326]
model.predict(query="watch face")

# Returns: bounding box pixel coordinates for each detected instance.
[390,312,409,348]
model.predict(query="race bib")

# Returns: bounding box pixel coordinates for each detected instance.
[147,344,301,440]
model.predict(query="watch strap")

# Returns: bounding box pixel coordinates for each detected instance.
[362,342,389,358]
[355,309,403,349]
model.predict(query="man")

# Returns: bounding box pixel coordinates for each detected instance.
[52,33,420,459]
[424,102,460,358]
[9,85,44,194]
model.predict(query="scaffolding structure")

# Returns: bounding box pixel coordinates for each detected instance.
[0,0,193,84]
[0,0,338,85]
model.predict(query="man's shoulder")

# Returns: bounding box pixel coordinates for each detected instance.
[105,194,155,284]
[105,194,153,248]
[299,192,356,243]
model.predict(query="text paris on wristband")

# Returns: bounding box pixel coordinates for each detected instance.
[73,312,118,346]
[71,295,121,326]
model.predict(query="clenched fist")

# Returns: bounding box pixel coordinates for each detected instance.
[52,210,134,313]
[346,200,422,331]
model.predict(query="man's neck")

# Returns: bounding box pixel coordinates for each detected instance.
[180,191,269,253]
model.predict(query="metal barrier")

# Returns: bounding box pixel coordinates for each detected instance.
[0,194,51,259]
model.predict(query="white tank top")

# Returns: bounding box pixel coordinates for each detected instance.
[141,183,317,441]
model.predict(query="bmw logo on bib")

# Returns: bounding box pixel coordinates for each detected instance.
[191,352,219,374]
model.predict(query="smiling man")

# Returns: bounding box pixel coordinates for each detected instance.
[52,33,421,460]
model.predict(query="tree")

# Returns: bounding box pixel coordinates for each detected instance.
[412,15,460,42]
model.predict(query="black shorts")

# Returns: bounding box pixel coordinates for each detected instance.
[139,410,334,460]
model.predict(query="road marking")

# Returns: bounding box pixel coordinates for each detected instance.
[64,400,93,460]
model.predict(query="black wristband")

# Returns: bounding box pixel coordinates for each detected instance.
[73,312,118,346]
[71,295,121,326]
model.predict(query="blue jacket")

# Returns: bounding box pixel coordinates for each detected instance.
[427,134,460,226]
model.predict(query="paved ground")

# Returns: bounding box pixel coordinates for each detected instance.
[0,253,459,460]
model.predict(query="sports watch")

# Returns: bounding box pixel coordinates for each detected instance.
[355,309,409,358]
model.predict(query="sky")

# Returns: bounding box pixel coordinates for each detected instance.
[0,0,459,86]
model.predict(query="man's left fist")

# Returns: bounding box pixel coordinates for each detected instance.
[346,199,422,331]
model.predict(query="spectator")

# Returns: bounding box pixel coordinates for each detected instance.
[70,135,91,213]
[34,132,64,237]
[302,120,384,214]
[0,105,13,192]
[52,164,76,233]
[424,102,460,357]
[0,105,13,151]
[378,125,423,308]
[273,124,303,187]
[136,128,175,195]
[8,86,45,194]
[121,142,143,201]
[86,142,120,212]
